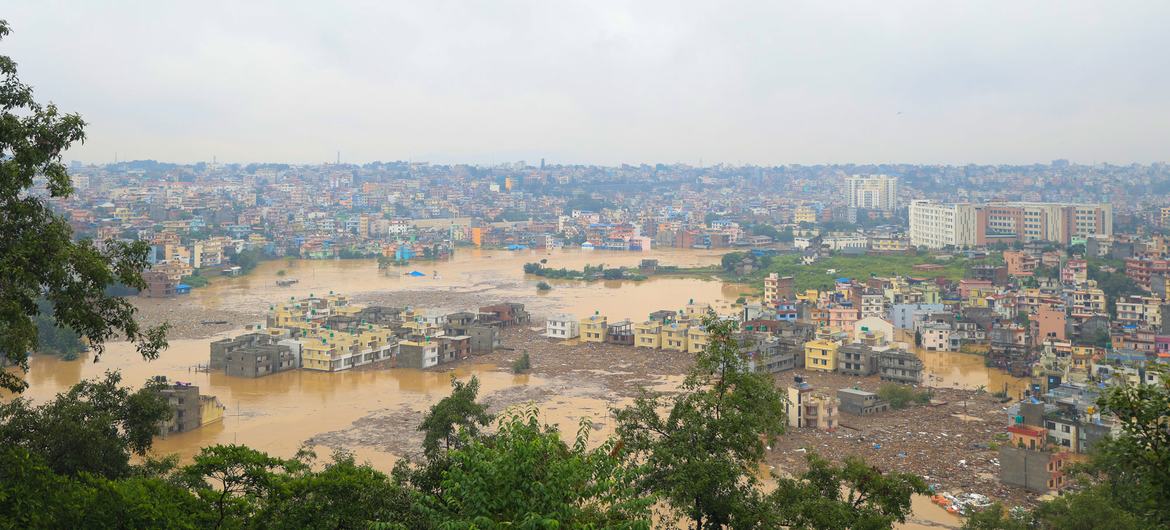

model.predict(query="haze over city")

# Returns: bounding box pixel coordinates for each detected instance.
[6,0,1169,165]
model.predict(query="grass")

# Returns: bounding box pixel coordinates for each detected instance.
[733,253,973,292]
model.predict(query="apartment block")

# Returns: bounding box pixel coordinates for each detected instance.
[909,200,1112,249]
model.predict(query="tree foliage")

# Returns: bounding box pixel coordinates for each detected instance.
[418,406,652,528]
[418,376,492,460]
[768,454,928,529]
[614,314,786,528]
[0,20,167,393]
[0,371,171,478]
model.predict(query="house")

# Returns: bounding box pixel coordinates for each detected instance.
[999,419,1080,493]
[687,326,710,353]
[804,339,839,372]
[837,344,879,376]
[579,314,608,343]
[878,349,924,384]
[634,320,663,349]
[837,388,891,415]
[918,322,952,351]
[224,340,299,378]
[786,378,838,430]
[661,322,690,352]
[606,319,635,346]
[853,316,894,345]
[479,303,531,327]
[763,273,795,306]
[155,378,225,436]
[545,313,579,339]
[397,340,440,369]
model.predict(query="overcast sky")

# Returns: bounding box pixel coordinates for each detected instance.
[5,1,1169,165]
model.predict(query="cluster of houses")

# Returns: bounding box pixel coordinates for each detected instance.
[208,293,527,374]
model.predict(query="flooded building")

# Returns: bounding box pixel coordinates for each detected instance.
[786,378,838,431]
[580,314,608,343]
[804,338,839,372]
[606,319,635,346]
[837,388,890,415]
[398,340,440,369]
[155,378,224,436]
[545,313,579,339]
[634,320,663,349]
[878,349,925,384]
[837,344,879,376]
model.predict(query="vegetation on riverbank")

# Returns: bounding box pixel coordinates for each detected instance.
[721,252,976,291]
[523,261,722,282]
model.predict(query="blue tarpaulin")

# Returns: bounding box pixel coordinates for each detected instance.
[407,271,426,277]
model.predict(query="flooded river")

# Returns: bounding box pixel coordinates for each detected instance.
[9,247,1022,529]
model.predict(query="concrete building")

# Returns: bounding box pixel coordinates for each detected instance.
[837,388,891,416]
[606,319,635,346]
[579,314,608,343]
[634,320,663,349]
[224,340,299,378]
[398,340,440,369]
[786,378,839,430]
[662,322,690,352]
[155,378,224,436]
[909,200,1112,249]
[878,349,925,384]
[845,175,898,212]
[837,344,879,376]
[545,313,579,339]
[804,339,839,372]
[763,273,795,306]
[301,327,398,372]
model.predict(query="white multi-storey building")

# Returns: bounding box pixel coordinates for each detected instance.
[846,175,898,212]
[909,200,1112,249]
[545,313,579,339]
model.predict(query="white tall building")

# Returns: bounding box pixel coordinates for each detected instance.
[846,175,898,212]
[909,200,1112,249]
[908,200,979,249]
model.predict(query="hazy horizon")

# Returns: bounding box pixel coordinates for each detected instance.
[6,1,1169,166]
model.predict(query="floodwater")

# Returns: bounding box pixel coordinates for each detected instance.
[188,247,744,322]
[9,247,1021,529]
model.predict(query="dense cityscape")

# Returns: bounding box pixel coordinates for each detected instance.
[4,4,1170,530]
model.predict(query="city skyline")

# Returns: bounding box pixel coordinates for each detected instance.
[5,1,1170,165]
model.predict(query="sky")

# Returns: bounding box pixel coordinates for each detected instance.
[4,1,1169,166]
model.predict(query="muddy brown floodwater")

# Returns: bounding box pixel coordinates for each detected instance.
[7,247,1026,529]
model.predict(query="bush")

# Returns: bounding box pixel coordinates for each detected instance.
[877,383,930,409]
[536,281,551,291]
[511,352,531,374]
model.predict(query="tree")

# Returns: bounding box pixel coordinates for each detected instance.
[511,351,531,374]
[178,444,298,529]
[258,450,418,529]
[962,503,1031,530]
[877,383,930,410]
[0,21,167,393]
[614,314,786,528]
[0,371,171,478]
[768,454,928,529]
[418,376,492,460]
[418,406,652,528]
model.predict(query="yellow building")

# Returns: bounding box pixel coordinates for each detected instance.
[804,339,839,372]
[199,395,225,426]
[796,290,820,303]
[662,322,690,352]
[687,326,710,354]
[634,321,662,349]
[580,314,608,343]
[684,301,712,320]
[794,205,817,224]
[301,327,397,372]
